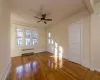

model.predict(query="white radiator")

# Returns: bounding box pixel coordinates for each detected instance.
[22,48,34,54]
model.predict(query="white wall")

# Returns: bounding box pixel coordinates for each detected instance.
[0,0,11,79]
[91,13,100,71]
[46,10,91,68]
[82,15,91,68]
[11,23,46,57]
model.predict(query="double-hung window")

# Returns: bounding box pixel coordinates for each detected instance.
[16,28,23,46]
[32,31,38,45]
[16,27,38,46]
[48,32,51,44]
[25,30,31,46]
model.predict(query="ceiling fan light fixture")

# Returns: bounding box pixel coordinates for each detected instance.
[34,12,52,24]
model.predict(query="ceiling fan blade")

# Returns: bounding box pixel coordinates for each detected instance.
[34,16,41,19]
[37,20,41,23]
[45,19,52,21]
[44,21,47,24]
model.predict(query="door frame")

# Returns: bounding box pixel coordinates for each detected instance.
[68,20,83,65]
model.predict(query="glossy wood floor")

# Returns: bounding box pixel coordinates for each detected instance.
[7,52,100,80]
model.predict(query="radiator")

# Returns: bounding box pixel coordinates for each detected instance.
[22,48,34,56]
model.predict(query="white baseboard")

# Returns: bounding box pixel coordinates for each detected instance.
[90,67,95,71]
[88,66,100,72]
[93,68,100,72]
[81,62,90,69]
[0,61,11,80]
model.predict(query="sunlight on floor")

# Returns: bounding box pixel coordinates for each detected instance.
[54,42,63,69]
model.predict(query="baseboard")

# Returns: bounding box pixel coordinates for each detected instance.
[0,61,11,80]
[47,51,98,72]
[90,67,95,71]
[81,62,90,69]
[93,68,100,72]
[88,66,100,72]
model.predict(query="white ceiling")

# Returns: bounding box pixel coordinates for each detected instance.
[93,0,100,14]
[94,0,100,4]
[10,0,87,27]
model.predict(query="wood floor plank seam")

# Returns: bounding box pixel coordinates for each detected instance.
[6,52,100,80]
[37,54,88,80]
[36,54,85,80]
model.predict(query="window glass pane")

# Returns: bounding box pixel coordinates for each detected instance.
[33,39,38,45]
[48,32,51,44]
[32,31,38,45]
[16,28,23,46]
[26,39,31,46]
[25,30,31,46]
[26,30,31,38]
[16,29,23,38]
[32,31,37,39]
[48,32,51,38]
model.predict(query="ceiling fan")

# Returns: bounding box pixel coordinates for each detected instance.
[34,14,52,24]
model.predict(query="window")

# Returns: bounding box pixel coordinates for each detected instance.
[48,32,51,37]
[16,28,23,46]
[32,31,38,45]
[16,27,38,46]
[48,32,51,44]
[25,30,31,46]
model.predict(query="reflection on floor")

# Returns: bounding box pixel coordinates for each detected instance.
[6,52,100,80]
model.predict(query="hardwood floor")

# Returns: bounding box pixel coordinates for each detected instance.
[7,52,100,80]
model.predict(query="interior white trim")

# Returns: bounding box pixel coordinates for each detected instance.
[95,68,100,72]
[0,61,11,80]
[90,67,100,72]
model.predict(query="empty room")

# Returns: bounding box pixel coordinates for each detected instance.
[0,0,100,80]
